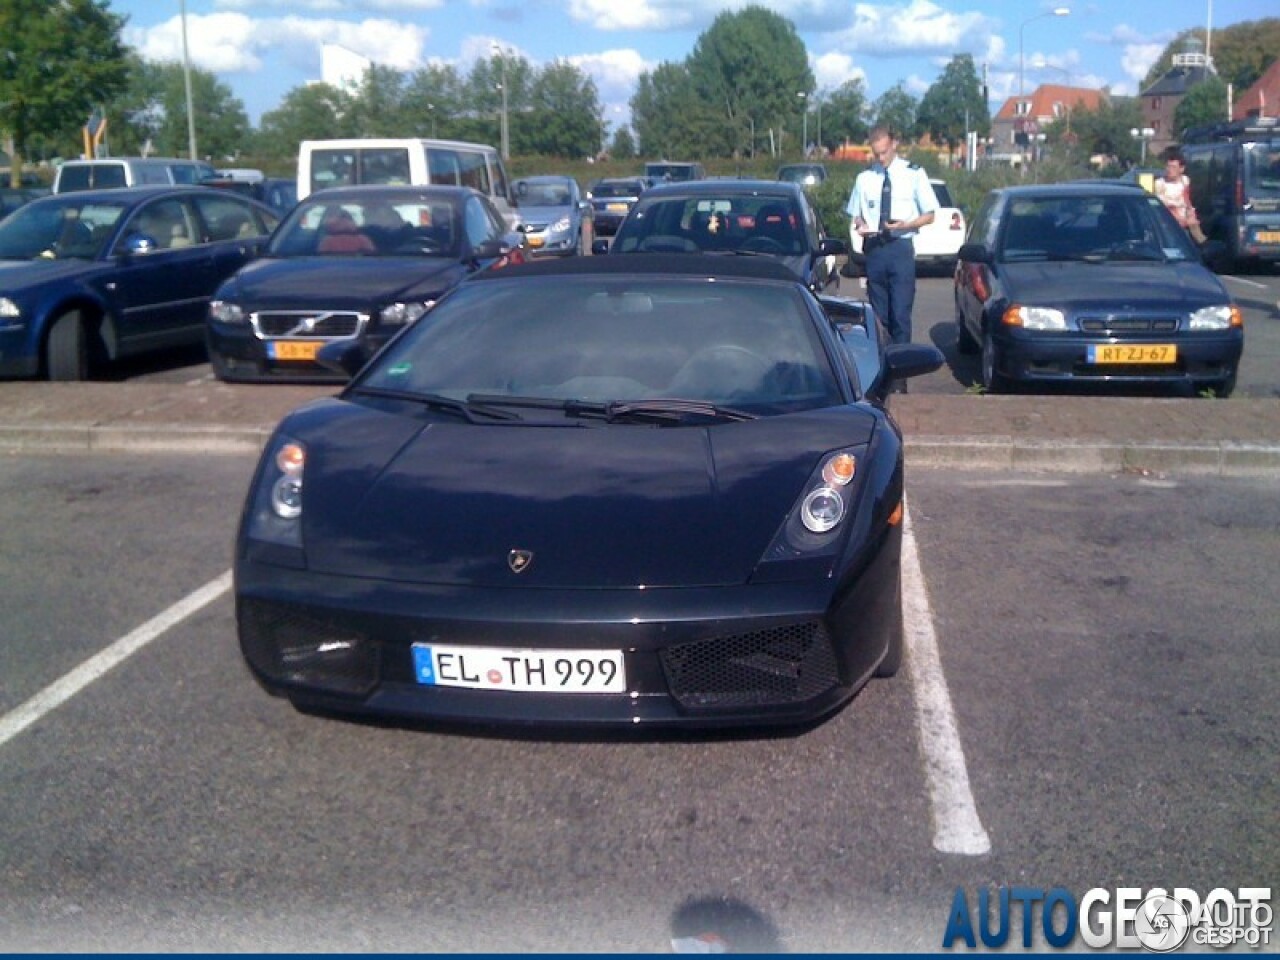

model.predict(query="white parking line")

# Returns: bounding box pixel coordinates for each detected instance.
[0,571,232,750]
[1223,275,1267,290]
[901,505,992,856]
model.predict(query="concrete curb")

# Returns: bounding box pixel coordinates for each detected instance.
[4,423,1279,477]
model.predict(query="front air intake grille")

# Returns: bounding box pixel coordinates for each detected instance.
[253,311,364,338]
[659,622,840,710]
[239,599,379,696]
[1079,316,1179,333]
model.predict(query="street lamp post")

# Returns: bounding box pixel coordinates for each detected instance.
[492,43,509,161]
[1130,127,1155,165]
[797,91,808,157]
[1019,7,1070,99]
[179,0,198,160]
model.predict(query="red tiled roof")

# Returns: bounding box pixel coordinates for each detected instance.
[994,85,1106,122]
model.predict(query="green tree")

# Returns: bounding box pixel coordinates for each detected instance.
[631,62,720,159]
[1141,21,1280,95]
[871,84,918,141]
[112,58,250,160]
[526,60,604,157]
[348,65,407,138]
[609,126,636,159]
[820,79,870,151]
[401,64,466,139]
[916,54,988,153]
[1174,75,1230,136]
[255,83,355,159]
[684,5,813,158]
[0,0,129,185]
[1059,96,1143,165]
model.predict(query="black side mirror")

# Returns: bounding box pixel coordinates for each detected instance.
[957,242,992,264]
[818,236,848,257]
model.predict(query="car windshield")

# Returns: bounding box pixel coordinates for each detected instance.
[0,196,125,260]
[998,194,1197,263]
[268,195,459,257]
[357,275,842,418]
[613,196,806,256]
[517,181,573,206]
[1244,141,1280,199]
[932,182,954,207]
[593,182,640,199]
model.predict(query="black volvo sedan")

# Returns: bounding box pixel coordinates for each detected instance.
[234,255,942,731]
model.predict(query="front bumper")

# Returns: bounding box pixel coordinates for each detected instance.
[990,328,1243,387]
[523,229,579,258]
[235,526,901,731]
[207,321,397,383]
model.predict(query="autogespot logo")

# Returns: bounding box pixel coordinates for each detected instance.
[942,886,1273,951]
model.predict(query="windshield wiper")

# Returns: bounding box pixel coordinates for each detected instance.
[352,386,522,421]
[569,398,758,424]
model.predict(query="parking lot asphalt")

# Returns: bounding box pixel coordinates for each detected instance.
[1,381,1279,477]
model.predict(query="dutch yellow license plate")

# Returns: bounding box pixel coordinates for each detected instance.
[607,202,628,213]
[1088,344,1177,364]
[1257,230,1280,244]
[268,340,321,361]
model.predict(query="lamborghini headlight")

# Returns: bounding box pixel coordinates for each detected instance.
[247,436,306,548]
[760,448,864,564]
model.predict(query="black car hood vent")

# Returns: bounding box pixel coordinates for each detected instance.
[302,406,876,589]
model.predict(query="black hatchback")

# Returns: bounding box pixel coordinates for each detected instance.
[595,179,846,295]
[955,183,1243,396]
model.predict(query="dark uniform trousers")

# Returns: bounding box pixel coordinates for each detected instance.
[864,234,916,345]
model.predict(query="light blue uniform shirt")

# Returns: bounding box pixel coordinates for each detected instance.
[846,156,939,239]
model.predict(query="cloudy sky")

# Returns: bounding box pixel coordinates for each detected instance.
[114,0,1267,130]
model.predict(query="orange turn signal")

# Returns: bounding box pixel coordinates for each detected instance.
[887,501,904,526]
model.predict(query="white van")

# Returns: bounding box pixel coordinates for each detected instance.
[296,138,519,227]
[53,157,219,193]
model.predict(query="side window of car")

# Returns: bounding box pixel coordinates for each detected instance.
[118,197,199,252]
[457,150,491,194]
[463,197,500,248]
[193,194,268,242]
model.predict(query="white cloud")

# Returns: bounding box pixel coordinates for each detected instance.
[126,13,430,76]
[811,51,866,93]
[566,0,696,31]
[215,0,442,10]
[832,0,996,56]
[568,48,656,105]
[1122,42,1165,88]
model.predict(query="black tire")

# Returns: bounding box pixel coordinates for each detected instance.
[874,580,904,678]
[1207,369,1237,398]
[981,328,1009,394]
[955,301,979,354]
[46,310,89,381]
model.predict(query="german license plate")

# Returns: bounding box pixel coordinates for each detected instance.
[1088,344,1177,364]
[1257,230,1280,244]
[411,643,626,694]
[267,340,321,361]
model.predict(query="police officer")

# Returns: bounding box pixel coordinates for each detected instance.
[847,126,938,351]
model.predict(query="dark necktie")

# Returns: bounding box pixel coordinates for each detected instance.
[880,169,893,231]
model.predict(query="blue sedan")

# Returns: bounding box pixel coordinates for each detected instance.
[955,183,1243,396]
[0,185,277,379]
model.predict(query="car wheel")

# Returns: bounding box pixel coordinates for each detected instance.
[874,579,903,678]
[955,300,979,354]
[46,309,89,381]
[1207,369,1237,398]
[981,328,1009,394]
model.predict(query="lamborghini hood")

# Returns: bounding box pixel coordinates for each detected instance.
[292,401,879,589]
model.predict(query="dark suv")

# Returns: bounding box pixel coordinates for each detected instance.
[587,178,647,237]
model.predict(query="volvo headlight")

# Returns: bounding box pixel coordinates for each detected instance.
[209,300,246,324]
[1189,304,1242,330]
[380,301,434,326]
[0,297,20,319]
[1003,304,1067,330]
